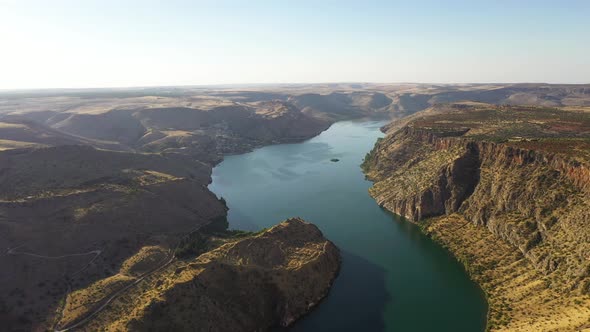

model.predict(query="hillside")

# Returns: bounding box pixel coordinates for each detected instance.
[0,145,341,331]
[373,84,590,117]
[0,146,228,331]
[0,101,332,165]
[70,218,340,332]
[363,103,590,331]
[0,89,344,331]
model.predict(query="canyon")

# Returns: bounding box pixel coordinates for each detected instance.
[1,84,590,331]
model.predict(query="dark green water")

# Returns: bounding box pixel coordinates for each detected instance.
[209,120,487,332]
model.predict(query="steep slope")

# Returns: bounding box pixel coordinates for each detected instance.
[0,146,227,331]
[65,218,340,332]
[363,103,590,331]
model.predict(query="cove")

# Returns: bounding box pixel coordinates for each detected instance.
[209,120,487,332]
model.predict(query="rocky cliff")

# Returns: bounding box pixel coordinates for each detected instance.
[74,218,340,332]
[363,103,590,331]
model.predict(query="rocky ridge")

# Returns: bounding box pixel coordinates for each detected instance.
[76,218,340,332]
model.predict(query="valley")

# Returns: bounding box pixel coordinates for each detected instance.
[0,83,589,331]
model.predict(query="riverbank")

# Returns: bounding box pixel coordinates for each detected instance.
[422,215,590,332]
[210,120,487,331]
[362,103,590,331]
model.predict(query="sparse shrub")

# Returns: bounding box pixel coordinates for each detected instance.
[175,233,209,258]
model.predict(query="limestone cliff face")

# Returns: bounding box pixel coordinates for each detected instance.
[364,126,590,294]
[80,218,340,332]
[364,103,590,330]
[365,127,480,221]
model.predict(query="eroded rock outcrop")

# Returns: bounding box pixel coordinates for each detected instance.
[363,103,590,331]
[79,218,340,332]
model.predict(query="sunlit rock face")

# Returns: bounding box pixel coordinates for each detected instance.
[363,103,590,331]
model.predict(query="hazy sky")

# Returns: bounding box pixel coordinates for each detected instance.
[1,0,589,89]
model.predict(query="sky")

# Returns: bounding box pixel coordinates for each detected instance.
[0,0,589,89]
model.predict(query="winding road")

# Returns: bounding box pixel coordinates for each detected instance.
[51,223,206,331]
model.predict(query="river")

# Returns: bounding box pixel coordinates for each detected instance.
[209,120,487,332]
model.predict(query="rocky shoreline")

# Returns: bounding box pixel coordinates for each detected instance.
[73,218,341,332]
[362,103,590,331]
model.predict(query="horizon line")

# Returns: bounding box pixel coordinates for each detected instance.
[2,81,589,93]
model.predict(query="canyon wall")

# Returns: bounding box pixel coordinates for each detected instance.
[363,112,590,330]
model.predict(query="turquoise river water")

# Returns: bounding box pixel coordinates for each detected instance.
[209,120,487,332]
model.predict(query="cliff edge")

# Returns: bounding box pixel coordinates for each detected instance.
[363,103,590,331]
